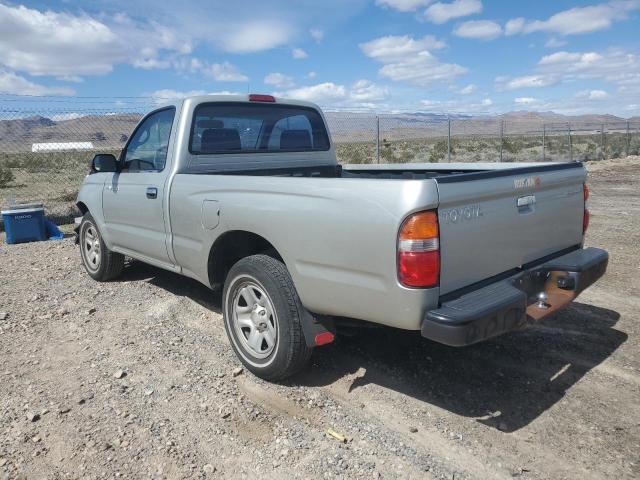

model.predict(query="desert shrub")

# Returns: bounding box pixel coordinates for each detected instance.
[57,188,79,202]
[429,140,448,163]
[0,165,14,188]
[502,137,523,155]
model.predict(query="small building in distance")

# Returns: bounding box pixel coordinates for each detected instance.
[31,142,94,153]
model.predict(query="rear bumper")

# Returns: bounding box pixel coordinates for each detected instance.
[421,247,608,346]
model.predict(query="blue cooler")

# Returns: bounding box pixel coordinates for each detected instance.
[1,203,46,244]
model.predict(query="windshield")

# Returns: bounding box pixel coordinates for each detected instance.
[189,102,331,154]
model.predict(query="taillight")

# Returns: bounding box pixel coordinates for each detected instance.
[583,183,589,235]
[398,210,440,288]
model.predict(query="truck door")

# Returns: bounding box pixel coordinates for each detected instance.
[102,107,176,265]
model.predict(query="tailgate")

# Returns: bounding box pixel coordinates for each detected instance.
[436,163,586,295]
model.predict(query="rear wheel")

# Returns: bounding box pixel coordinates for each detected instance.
[223,254,312,381]
[79,213,124,281]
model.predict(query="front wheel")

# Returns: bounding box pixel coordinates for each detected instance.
[79,213,124,281]
[222,254,312,381]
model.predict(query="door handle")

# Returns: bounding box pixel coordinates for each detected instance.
[146,187,158,199]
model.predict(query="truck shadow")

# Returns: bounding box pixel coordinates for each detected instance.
[292,302,625,432]
[118,261,625,433]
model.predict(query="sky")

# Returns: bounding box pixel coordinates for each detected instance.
[0,0,639,116]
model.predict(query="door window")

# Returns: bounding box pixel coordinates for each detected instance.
[122,107,176,171]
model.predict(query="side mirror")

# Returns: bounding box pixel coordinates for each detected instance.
[91,154,118,173]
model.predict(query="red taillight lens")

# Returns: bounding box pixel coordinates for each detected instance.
[398,211,440,288]
[583,183,589,235]
[583,209,590,234]
[249,94,276,102]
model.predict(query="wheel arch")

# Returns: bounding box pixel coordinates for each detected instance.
[207,230,285,289]
[76,201,89,215]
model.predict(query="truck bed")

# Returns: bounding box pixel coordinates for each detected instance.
[206,161,580,181]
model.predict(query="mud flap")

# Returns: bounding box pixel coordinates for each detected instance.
[298,306,336,348]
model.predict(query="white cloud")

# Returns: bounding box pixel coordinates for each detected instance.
[496,74,558,90]
[292,48,309,59]
[420,96,496,113]
[375,0,433,12]
[545,37,567,48]
[202,62,248,82]
[350,79,390,102]
[264,72,295,88]
[310,28,324,42]
[537,49,640,87]
[504,17,525,36]
[576,89,609,100]
[360,35,466,86]
[0,69,75,96]
[150,89,207,101]
[539,51,602,67]
[0,4,190,78]
[424,0,482,24]
[514,97,538,105]
[420,99,441,109]
[308,71,317,79]
[360,35,446,58]
[279,82,347,103]
[504,1,640,36]
[276,80,389,108]
[494,48,640,114]
[458,84,477,94]
[219,21,293,54]
[453,20,502,40]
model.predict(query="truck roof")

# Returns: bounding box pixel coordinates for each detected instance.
[154,94,322,112]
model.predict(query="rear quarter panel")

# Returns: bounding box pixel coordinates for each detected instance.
[169,174,440,330]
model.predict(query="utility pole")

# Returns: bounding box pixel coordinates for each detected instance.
[542,123,546,162]
[447,116,451,162]
[601,123,605,160]
[626,121,631,157]
[499,119,504,162]
[376,115,380,164]
[568,124,573,161]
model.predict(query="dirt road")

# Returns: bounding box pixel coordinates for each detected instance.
[1,158,638,479]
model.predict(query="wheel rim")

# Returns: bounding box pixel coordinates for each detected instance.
[231,280,278,359]
[81,223,101,272]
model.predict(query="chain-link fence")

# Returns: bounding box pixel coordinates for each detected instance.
[325,112,640,165]
[0,105,147,225]
[1,99,639,226]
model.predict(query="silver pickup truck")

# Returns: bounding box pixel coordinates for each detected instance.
[76,94,608,380]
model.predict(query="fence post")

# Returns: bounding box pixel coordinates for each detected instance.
[499,119,504,162]
[542,123,546,162]
[627,121,631,157]
[376,115,380,164]
[600,123,605,160]
[447,116,451,162]
[568,123,573,161]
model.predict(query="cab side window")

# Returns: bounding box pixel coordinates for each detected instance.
[122,108,175,172]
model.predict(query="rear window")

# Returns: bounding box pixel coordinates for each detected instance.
[189,102,330,154]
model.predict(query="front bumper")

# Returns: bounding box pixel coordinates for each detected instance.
[421,247,608,346]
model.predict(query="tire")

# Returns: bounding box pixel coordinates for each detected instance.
[222,254,312,381]
[79,213,124,281]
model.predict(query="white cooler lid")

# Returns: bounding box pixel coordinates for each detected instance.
[1,202,44,215]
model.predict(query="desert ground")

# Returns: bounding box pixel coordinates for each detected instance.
[0,157,638,479]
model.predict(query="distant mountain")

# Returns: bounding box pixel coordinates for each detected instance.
[0,113,142,153]
[0,115,56,139]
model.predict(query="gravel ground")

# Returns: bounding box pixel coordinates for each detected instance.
[0,158,638,480]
